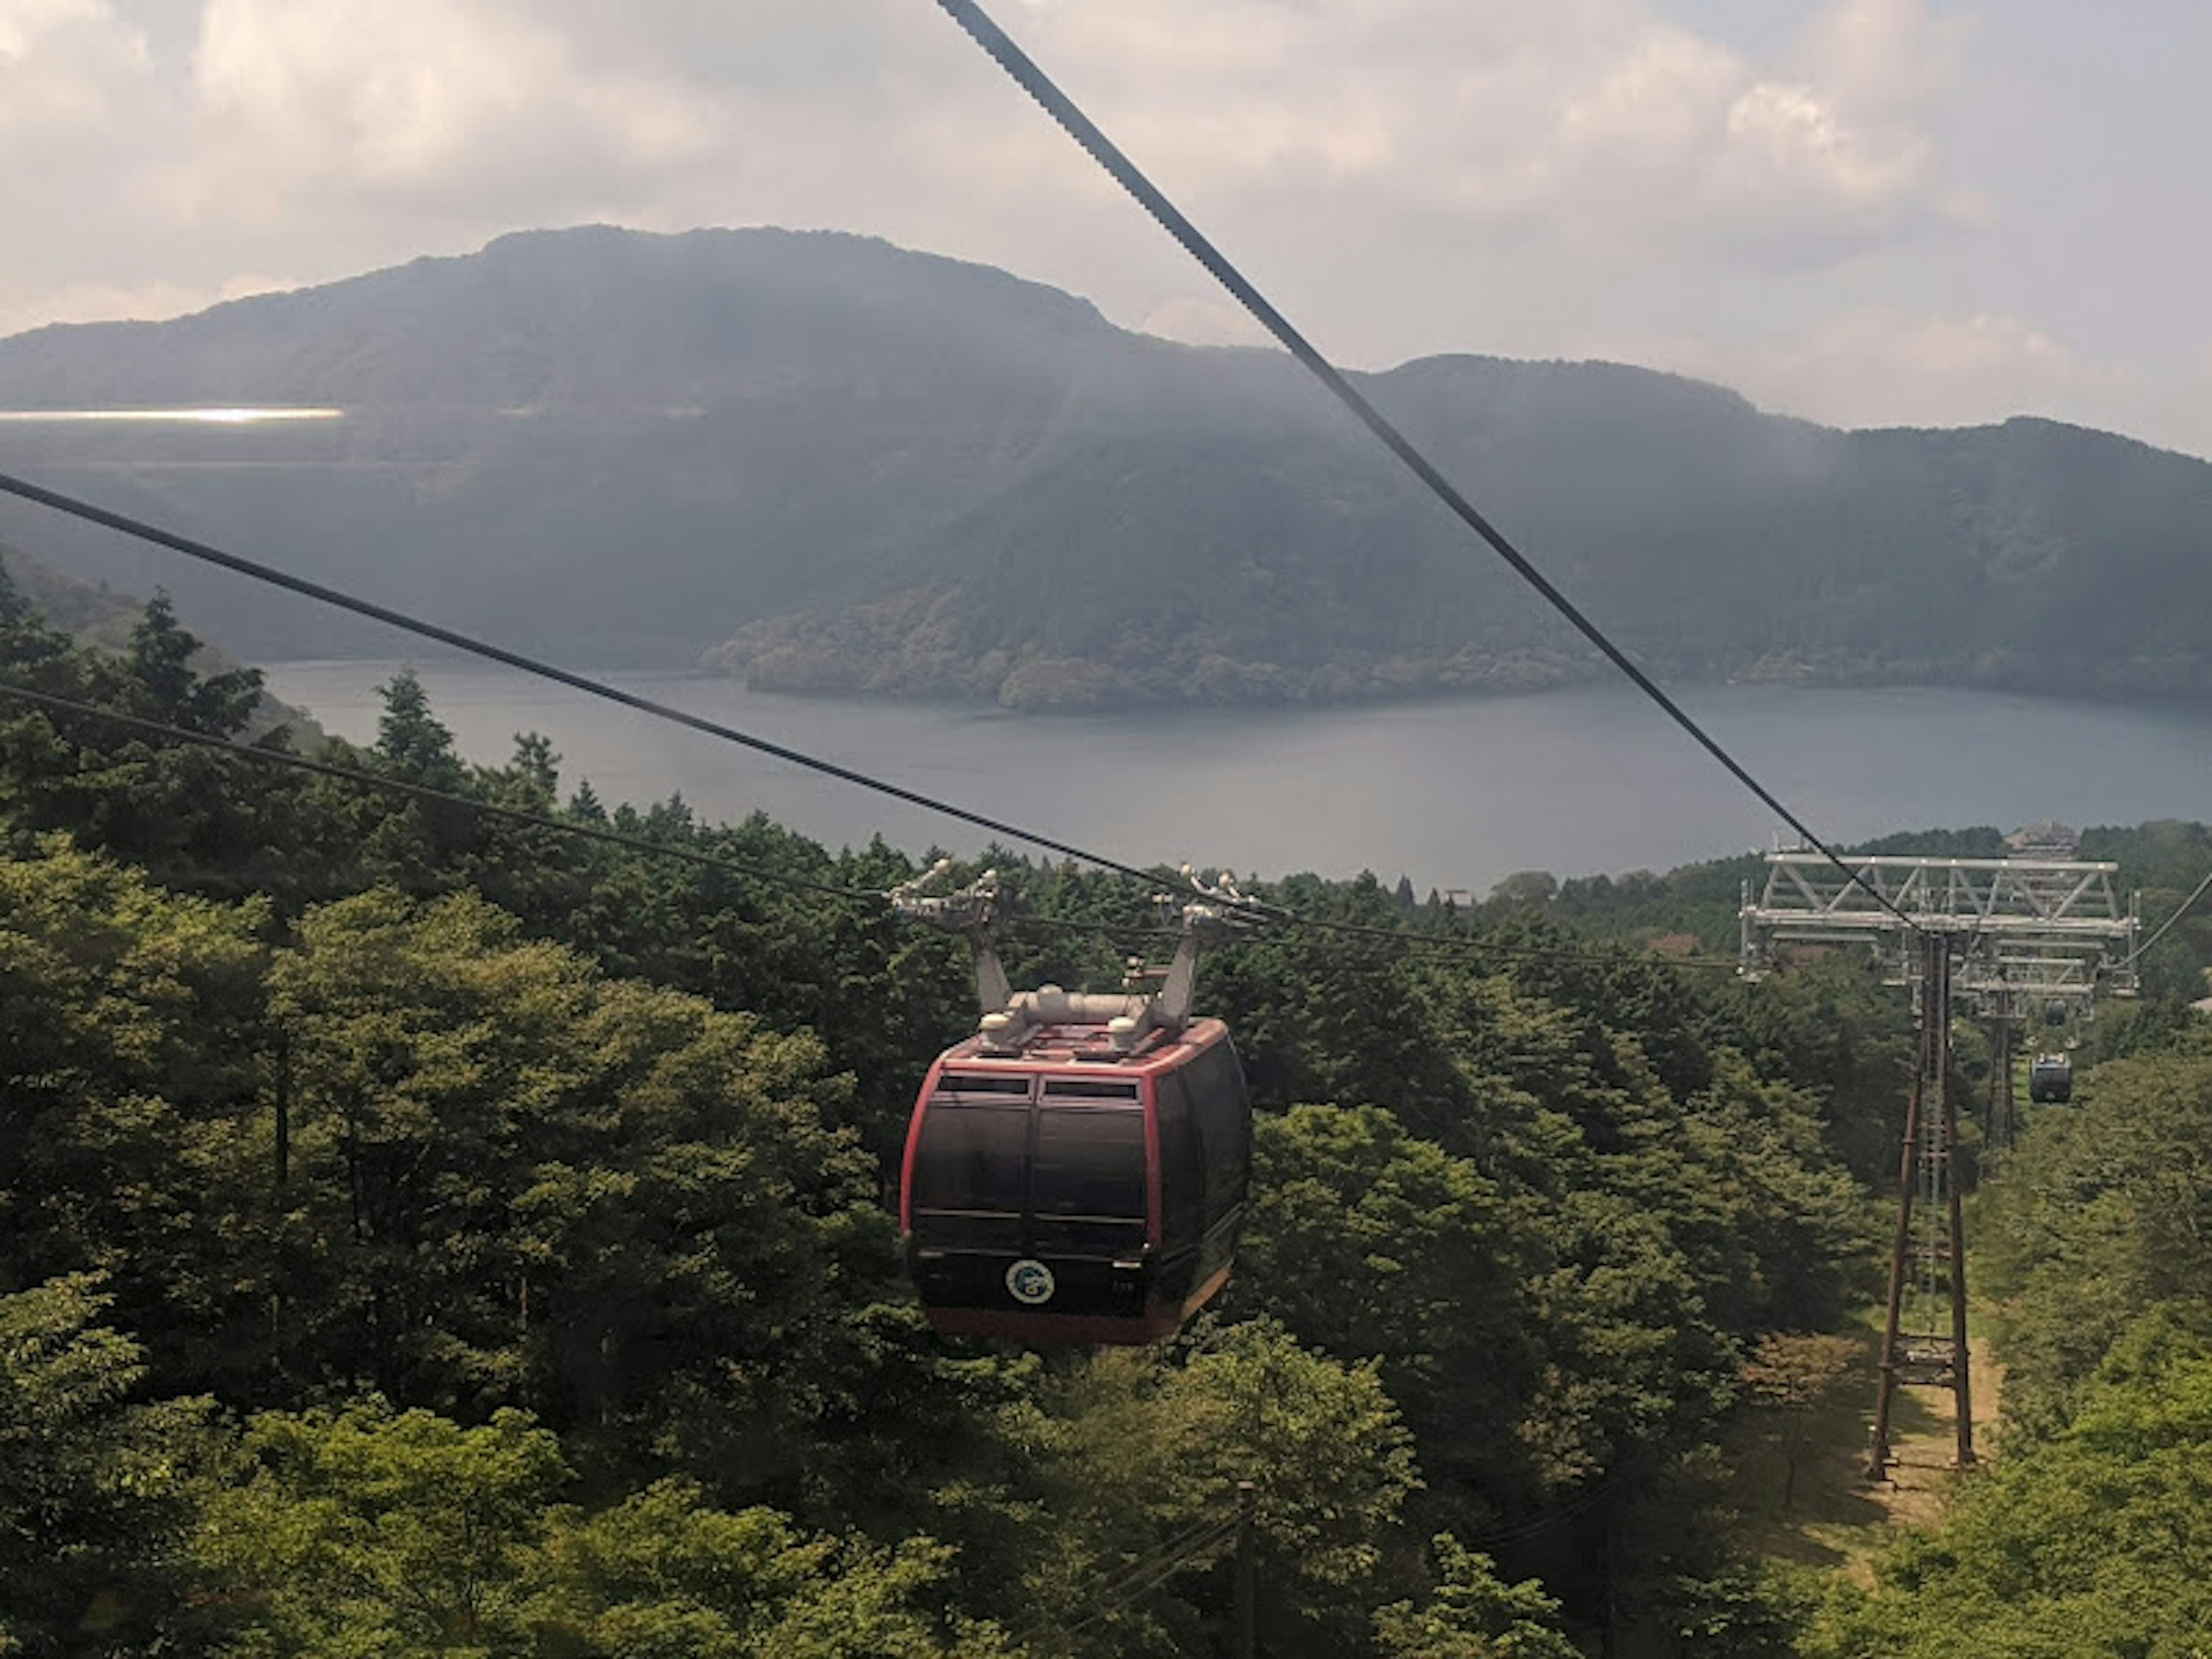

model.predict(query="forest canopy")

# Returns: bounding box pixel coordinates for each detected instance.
[2,564,2207,1656]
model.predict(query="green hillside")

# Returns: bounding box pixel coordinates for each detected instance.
[11,569,2212,1652]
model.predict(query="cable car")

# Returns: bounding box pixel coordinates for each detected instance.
[892,865,1252,1344]
[2029,1052,2073,1104]
[2044,998,2069,1027]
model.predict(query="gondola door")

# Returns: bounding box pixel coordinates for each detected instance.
[906,1066,1162,1343]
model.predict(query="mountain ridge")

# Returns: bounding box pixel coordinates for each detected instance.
[2,224,2207,707]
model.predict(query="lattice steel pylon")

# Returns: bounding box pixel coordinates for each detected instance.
[1868,931,1973,1475]
[1740,850,2141,1479]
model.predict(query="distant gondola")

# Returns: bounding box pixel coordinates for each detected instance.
[2029,1052,2073,1104]
[892,865,1252,1345]
[2044,998,2069,1027]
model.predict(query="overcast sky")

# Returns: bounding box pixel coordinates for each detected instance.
[6,0,2209,456]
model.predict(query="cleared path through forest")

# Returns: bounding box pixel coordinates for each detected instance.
[1728,1329,2003,1586]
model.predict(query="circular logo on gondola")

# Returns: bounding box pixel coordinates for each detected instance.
[1005,1259,1056,1305]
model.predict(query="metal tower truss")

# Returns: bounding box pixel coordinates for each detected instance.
[1869,931,1974,1478]
[1740,852,2141,1010]
[1741,850,2143,1480]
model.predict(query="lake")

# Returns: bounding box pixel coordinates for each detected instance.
[259,661,2212,895]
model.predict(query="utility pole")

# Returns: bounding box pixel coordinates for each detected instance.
[1233,1480,1256,1659]
[1868,931,1974,1478]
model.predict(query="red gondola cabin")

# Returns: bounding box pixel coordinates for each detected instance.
[900,1014,1251,1345]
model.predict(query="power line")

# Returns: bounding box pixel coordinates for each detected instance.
[0,679,1737,972]
[1022,1509,1241,1647]
[0,680,1216,941]
[2132,867,2212,963]
[929,0,1916,935]
[0,13,1910,934]
[0,468,1195,896]
[1262,906,1741,972]
[0,679,884,903]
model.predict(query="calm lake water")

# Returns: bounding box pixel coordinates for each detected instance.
[260,661,2212,894]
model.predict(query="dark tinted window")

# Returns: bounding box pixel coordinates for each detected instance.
[940,1074,1032,1096]
[1184,1040,1249,1224]
[911,1104,1029,1213]
[1032,1108,1146,1219]
[1156,1075,1205,1245]
[1041,1078,1140,1100]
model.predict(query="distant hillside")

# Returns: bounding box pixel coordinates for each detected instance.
[0,539,143,646]
[3,225,2209,707]
[0,540,322,742]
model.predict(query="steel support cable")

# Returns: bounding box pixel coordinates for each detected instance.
[2131,866,2212,963]
[1459,1476,1622,1548]
[1025,1513,1241,1645]
[0,468,1207,897]
[0,680,890,902]
[0,681,1255,945]
[4,680,1734,969]
[0,680,1181,943]
[1259,908,1741,971]
[930,0,1917,934]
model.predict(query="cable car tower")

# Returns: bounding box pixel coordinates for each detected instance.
[1740,847,2139,1480]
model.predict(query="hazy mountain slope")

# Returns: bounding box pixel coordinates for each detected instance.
[0,539,324,741]
[2,225,2207,703]
[0,538,144,645]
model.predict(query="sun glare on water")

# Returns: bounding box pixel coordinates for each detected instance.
[0,408,344,424]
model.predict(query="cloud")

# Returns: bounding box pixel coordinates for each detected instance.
[1137,294,1269,350]
[0,0,154,138]
[182,0,730,214]
[0,270,299,340]
[3,0,2205,460]
[967,0,1968,266]
[111,0,1973,271]
[1762,308,2136,433]
[1592,306,2129,433]
[1793,0,1970,116]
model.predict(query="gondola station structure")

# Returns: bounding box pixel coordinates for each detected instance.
[893,864,1255,1345]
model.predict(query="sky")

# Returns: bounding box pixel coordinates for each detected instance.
[6,0,2210,457]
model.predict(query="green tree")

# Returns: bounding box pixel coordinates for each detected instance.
[0,841,270,1386]
[198,1409,1018,1659]
[0,1276,217,1657]
[374,667,463,784]
[979,1319,1419,1659]
[1808,1312,2212,1657]
[1236,1104,1539,1512]
[118,591,263,737]
[264,887,893,1493]
[1981,1044,2212,1440]
[196,1401,570,1655]
[1373,1535,1579,1659]
[1740,1332,1859,1510]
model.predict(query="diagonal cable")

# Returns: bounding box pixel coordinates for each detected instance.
[1,676,1745,971]
[0,679,887,902]
[0,680,1243,941]
[0,467,1183,892]
[930,0,1915,931]
[2131,866,2212,963]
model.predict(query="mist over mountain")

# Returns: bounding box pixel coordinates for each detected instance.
[2,224,2207,707]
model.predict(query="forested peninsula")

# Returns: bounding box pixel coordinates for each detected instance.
[5,225,2212,710]
[7,569,2212,1654]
